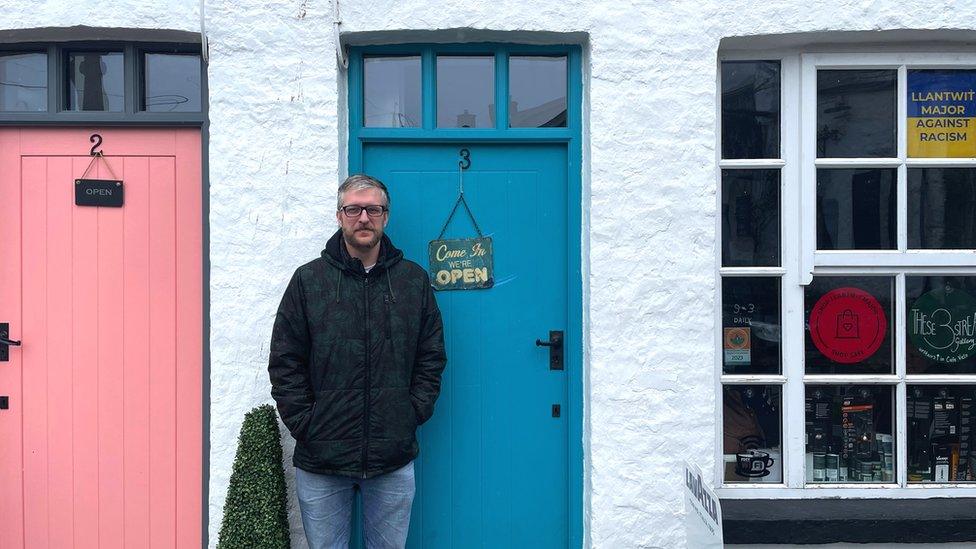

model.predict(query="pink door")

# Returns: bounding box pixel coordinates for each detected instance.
[0,128,203,548]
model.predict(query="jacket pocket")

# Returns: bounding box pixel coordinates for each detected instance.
[369,386,417,441]
[307,389,363,442]
[298,400,317,442]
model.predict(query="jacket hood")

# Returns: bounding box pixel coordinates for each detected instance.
[322,229,404,275]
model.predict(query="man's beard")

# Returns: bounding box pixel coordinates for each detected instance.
[343,226,382,251]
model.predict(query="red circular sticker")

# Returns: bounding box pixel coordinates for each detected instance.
[809,287,887,364]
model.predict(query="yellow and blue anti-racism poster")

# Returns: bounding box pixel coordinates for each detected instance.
[908,70,976,157]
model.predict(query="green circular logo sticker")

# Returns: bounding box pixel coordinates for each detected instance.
[908,285,976,364]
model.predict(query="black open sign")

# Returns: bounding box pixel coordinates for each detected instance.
[75,179,124,207]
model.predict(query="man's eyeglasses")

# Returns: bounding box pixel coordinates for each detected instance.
[339,205,388,218]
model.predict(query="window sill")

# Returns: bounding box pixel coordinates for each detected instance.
[722,498,976,544]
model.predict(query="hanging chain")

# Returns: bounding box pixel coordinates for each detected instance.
[436,150,483,239]
[80,152,121,181]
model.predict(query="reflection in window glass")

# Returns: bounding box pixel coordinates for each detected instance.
[724,385,782,483]
[805,276,894,374]
[144,53,201,112]
[908,168,976,249]
[817,70,897,158]
[908,385,976,483]
[805,385,895,484]
[509,56,567,128]
[364,56,421,127]
[721,169,780,267]
[721,60,780,159]
[906,276,976,374]
[722,277,781,375]
[437,56,493,128]
[817,168,896,250]
[66,51,124,112]
[0,52,46,112]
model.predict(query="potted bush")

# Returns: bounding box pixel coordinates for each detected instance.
[217,404,290,549]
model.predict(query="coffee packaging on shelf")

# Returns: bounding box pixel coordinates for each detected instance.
[825,453,840,482]
[908,393,933,480]
[958,395,973,481]
[933,443,952,482]
[813,452,826,482]
[932,396,958,441]
[842,395,875,461]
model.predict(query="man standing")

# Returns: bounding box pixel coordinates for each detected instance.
[268,174,447,548]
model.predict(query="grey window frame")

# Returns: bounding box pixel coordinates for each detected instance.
[0,41,205,126]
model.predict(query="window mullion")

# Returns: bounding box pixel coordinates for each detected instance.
[495,49,508,130]
[896,382,908,487]
[896,273,908,487]
[782,53,806,488]
[799,54,817,286]
[47,44,58,113]
[897,63,908,252]
[784,281,807,487]
[422,48,435,130]
[813,158,900,167]
[123,44,136,115]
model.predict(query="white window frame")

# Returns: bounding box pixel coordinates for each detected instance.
[716,49,976,499]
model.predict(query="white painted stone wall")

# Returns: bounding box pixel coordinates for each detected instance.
[2,1,974,547]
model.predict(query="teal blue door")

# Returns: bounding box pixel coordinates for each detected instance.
[364,143,570,548]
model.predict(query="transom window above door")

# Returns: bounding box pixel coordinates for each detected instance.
[0,41,204,124]
[357,47,569,130]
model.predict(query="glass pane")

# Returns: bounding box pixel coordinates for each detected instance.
[0,52,46,112]
[907,69,976,158]
[723,385,782,483]
[437,56,493,128]
[908,385,976,483]
[364,56,420,127]
[509,56,567,128]
[817,69,897,158]
[721,61,780,159]
[144,53,201,112]
[721,169,780,267]
[722,277,781,374]
[817,168,896,250]
[907,276,976,374]
[908,168,976,249]
[805,276,894,374]
[66,51,124,112]
[805,385,895,484]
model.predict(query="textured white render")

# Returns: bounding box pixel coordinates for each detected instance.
[1,1,974,547]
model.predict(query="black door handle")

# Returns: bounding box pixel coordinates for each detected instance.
[535,330,564,370]
[1,322,20,362]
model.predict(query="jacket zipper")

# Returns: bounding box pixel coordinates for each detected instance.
[384,294,391,339]
[362,275,370,479]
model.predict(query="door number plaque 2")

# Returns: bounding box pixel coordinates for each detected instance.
[76,134,124,207]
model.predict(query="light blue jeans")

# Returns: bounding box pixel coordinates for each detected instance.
[295,461,415,549]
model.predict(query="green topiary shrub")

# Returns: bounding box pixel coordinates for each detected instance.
[217,404,290,549]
